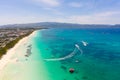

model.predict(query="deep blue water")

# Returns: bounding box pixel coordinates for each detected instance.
[35,27,120,80]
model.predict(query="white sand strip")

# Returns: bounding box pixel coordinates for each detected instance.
[0,31,36,71]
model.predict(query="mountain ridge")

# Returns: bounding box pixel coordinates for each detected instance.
[0,22,120,28]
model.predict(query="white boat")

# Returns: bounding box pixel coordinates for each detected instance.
[81,41,88,46]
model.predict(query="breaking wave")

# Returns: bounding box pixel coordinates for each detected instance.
[44,44,83,61]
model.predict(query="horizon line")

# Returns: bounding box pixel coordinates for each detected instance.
[0,21,120,26]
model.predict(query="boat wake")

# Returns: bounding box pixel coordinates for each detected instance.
[44,44,83,61]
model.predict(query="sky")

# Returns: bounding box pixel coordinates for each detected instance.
[0,0,120,25]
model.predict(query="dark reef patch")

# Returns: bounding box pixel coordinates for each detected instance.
[61,65,67,71]
[82,76,88,80]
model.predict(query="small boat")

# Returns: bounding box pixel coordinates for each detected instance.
[81,41,88,46]
[69,68,75,73]
[75,44,79,48]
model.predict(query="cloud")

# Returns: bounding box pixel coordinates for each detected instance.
[0,15,45,25]
[94,11,120,17]
[66,11,120,24]
[30,0,60,7]
[0,11,119,25]
[68,2,83,8]
[46,11,120,24]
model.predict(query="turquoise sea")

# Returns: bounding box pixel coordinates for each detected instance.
[1,27,120,80]
[32,28,120,80]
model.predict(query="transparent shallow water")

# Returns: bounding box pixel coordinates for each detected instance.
[1,27,120,80]
[34,28,120,80]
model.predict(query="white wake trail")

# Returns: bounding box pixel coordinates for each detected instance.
[44,44,83,61]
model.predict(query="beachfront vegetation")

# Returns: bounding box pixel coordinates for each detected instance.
[0,31,33,58]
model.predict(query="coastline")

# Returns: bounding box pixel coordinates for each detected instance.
[0,29,50,80]
[0,31,34,58]
[0,31,36,71]
[0,28,120,80]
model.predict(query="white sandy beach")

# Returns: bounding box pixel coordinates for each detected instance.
[0,30,49,80]
[0,31,35,71]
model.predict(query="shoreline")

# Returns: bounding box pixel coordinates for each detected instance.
[0,31,36,71]
[0,31,34,58]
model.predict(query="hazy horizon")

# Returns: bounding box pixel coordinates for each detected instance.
[0,22,120,26]
[0,0,120,25]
